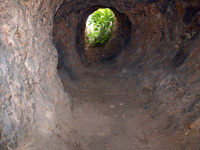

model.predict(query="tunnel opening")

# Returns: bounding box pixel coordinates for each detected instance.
[85,8,117,48]
[83,7,121,63]
[53,4,132,81]
[76,6,132,64]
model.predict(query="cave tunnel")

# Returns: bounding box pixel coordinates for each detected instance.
[0,0,200,150]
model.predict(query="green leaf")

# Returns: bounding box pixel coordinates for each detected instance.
[86,8,115,46]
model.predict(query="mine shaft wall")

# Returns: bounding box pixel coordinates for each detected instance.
[0,0,199,149]
[0,0,71,149]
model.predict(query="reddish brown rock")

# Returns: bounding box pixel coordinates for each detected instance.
[0,0,199,149]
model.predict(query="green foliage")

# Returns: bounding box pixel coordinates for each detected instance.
[86,8,115,47]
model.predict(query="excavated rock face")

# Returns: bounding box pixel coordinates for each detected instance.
[0,1,70,149]
[0,0,199,149]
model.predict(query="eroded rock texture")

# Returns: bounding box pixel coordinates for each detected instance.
[0,0,200,150]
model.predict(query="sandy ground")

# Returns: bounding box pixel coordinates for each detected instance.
[57,63,189,150]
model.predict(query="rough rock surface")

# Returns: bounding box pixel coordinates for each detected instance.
[0,0,200,150]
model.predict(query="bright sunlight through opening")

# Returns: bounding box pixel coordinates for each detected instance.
[86,8,116,47]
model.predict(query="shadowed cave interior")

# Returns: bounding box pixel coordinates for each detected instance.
[0,0,200,150]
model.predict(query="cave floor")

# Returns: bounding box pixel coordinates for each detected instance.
[58,64,185,150]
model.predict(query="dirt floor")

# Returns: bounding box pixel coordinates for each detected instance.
[57,63,193,150]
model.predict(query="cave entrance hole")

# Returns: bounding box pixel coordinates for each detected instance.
[85,8,117,47]
[77,6,132,64]
[53,4,132,79]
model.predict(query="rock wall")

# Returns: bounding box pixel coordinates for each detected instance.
[0,0,199,149]
[0,0,71,149]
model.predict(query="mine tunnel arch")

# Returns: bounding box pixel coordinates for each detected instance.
[53,4,132,79]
